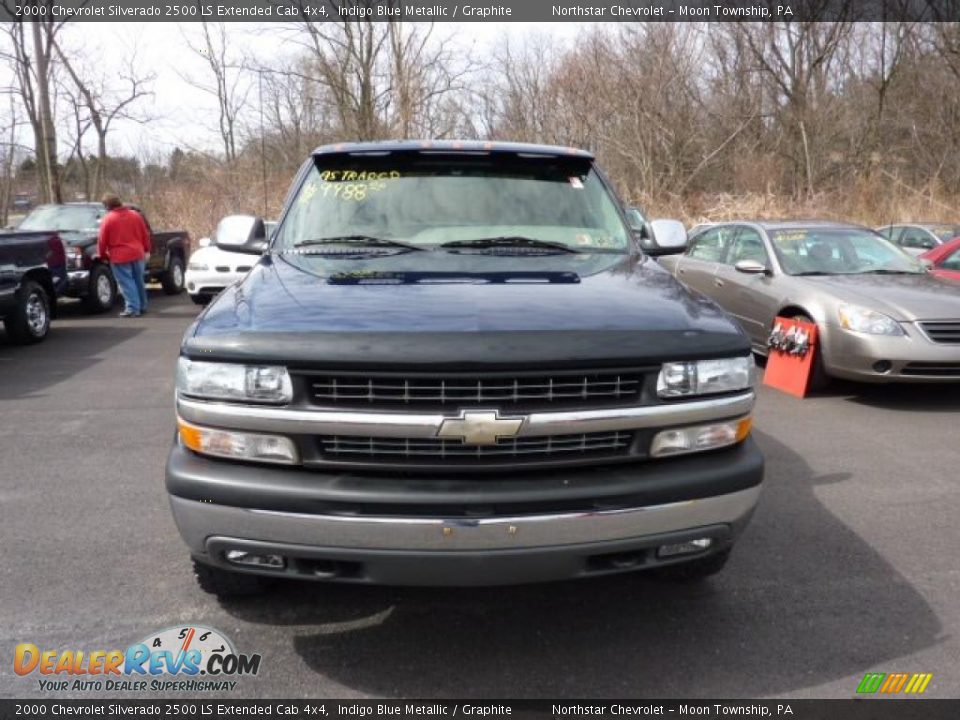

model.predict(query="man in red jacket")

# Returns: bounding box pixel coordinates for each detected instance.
[97,194,151,317]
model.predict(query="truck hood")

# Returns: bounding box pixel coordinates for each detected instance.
[804,273,960,321]
[185,251,750,368]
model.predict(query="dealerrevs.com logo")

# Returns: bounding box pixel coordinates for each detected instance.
[14,625,261,692]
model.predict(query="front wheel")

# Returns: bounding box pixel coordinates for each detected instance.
[192,559,266,598]
[83,264,116,313]
[651,549,731,583]
[3,280,51,344]
[162,256,185,295]
[791,313,830,392]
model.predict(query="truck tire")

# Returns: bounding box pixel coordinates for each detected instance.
[192,559,265,598]
[83,264,117,313]
[3,280,51,344]
[791,313,829,392]
[162,256,185,295]
[651,549,731,583]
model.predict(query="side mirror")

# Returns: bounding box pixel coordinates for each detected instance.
[197,237,211,248]
[645,219,688,256]
[214,215,267,255]
[734,259,768,275]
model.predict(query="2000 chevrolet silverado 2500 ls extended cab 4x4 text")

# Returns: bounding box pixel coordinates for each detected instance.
[166,141,764,597]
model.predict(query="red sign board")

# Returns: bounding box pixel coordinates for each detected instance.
[763,317,819,398]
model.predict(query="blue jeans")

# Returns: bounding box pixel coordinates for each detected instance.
[112,259,147,314]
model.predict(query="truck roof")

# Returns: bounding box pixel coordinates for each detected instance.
[311,139,595,160]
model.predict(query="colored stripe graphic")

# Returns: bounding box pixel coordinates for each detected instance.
[857,672,932,694]
[857,673,885,693]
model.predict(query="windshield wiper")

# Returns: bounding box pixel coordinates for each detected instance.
[852,269,922,275]
[290,235,425,252]
[440,236,582,253]
[792,271,830,276]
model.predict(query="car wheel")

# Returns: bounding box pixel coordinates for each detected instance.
[792,313,830,392]
[192,559,266,598]
[190,293,212,306]
[162,256,185,295]
[3,280,50,344]
[651,549,731,583]
[83,265,116,313]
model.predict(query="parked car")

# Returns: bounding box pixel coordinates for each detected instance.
[876,222,960,256]
[12,193,34,212]
[185,220,275,305]
[14,202,190,312]
[920,237,960,282]
[660,221,960,387]
[166,140,763,597]
[0,230,66,343]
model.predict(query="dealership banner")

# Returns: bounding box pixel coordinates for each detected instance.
[2,700,960,718]
[7,0,960,23]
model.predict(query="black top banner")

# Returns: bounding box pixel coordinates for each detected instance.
[5,0,960,23]
[1,701,960,720]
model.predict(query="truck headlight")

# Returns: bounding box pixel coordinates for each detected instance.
[650,417,752,457]
[178,418,299,464]
[837,304,904,336]
[657,357,755,398]
[176,358,293,403]
[65,246,86,269]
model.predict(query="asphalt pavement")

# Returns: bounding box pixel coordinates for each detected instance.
[1,291,958,699]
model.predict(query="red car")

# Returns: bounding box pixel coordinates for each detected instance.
[920,237,960,281]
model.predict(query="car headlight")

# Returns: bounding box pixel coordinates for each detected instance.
[657,357,755,398]
[837,304,904,336]
[178,417,298,465]
[65,246,85,269]
[188,262,209,271]
[176,358,293,403]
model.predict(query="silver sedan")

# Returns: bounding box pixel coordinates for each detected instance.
[659,221,960,385]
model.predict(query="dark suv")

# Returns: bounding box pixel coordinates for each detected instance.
[166,141,764,597]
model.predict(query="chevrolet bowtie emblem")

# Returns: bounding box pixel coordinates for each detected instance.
[436,410,525,446]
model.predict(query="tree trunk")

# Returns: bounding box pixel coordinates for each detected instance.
[31,20,61,203]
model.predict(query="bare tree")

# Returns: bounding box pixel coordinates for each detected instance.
[53,42,154,198]
[0,10,64,202]
[180,22,249,163]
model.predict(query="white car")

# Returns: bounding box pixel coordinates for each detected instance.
[185,221,274,305]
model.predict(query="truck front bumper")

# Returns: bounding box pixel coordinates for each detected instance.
[166,437,764,586]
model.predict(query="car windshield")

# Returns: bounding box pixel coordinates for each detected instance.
[928,225,960,242]
[769,227,925,275]
[19,204,102,232]
[273,154,630,253]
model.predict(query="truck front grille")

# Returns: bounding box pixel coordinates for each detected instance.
[919,321,960,343]
[303,371,646,411]
[319,431,634,462]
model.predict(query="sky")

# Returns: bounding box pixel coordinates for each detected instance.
[1,21,587,163]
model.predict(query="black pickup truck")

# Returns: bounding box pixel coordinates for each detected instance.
[14,202,190,312]
[167,141,764,597]
[0,230,66,343]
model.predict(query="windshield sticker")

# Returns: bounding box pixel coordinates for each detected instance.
[569,177,584,189]
[317,170,402,201]
[773,230,809,243]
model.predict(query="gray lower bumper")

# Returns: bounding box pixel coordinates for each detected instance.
[170,485,761,586]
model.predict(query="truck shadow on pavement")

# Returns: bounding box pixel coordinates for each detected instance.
[0,323,143,400]
[217,430,944,698]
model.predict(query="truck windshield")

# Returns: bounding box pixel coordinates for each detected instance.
[19,204,102,232]
[274,155,630,253]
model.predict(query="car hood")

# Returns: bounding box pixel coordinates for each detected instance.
[803,273,960,321]
[185,251,750,368]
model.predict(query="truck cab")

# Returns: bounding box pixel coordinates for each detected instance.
[166,141,763,597]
